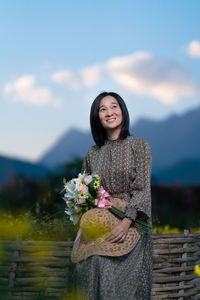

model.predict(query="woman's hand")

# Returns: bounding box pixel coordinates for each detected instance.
[106,217,132,243]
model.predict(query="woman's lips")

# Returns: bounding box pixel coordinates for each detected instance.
[106,118,116,123]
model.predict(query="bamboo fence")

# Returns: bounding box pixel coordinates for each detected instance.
[0,230,200,299]
[152,230,200,299]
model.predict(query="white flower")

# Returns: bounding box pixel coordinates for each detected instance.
[73,205,79,212]
[64,180,79,199]
[65,200,74,208]
[70,214,79,225]
[74,172,86,183]
[65,208,79,225]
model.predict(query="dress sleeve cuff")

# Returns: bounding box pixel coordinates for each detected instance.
[124,206,137,222]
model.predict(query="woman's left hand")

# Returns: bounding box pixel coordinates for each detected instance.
[106,218,132,243]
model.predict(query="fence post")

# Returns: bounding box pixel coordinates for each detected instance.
[8,240,20,297]
[178,229,189,300]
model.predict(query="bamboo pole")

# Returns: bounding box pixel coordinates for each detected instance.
[178,229,188,300]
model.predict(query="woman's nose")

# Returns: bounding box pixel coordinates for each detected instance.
[106,109,113,116]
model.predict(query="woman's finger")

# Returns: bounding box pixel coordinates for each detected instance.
[118,235,126,243]
[106,232,124,242]
[113,234,126,243]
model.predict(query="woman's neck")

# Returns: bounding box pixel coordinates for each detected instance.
[107,128,121,141]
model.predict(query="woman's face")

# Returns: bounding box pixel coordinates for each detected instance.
[98,95,122,134]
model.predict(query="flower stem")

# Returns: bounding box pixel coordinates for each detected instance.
[109,205,152,233]
[109,206,124,218]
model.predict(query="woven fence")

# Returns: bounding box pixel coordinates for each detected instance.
[152,230,200,299]
[0,230,200,299]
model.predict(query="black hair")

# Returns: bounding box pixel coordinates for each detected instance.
[90,92,130,147]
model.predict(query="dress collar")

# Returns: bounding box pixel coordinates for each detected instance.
[104,135,130,145]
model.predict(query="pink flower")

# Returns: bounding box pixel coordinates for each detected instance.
[95,187,112,208]
[77,198,86,204]
[97,186,110,198]
[95,197,112,208]
[84,175,92,185]
[79,184,88,193]
[95,197,106,207]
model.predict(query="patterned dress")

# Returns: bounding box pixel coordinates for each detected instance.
[75,135,153,300]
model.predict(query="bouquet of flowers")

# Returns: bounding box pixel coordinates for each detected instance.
[62,172,152,233]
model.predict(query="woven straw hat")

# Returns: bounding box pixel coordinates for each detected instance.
[71,198,140,263]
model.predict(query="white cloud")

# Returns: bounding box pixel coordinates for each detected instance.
[186,40,200,58]
[106,51,196,104]
[50,51,196,105]
[80,64,103,87]
[51,65,103,89]
[51,70,80,90]
[4,75,52,106]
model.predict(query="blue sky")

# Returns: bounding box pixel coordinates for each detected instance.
[0,0,200,162]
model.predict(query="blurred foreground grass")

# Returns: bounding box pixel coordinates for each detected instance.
[153,224,200,234]
[0,211,200,241]
[0,211,76,241]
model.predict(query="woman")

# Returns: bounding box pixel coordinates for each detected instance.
[71,92,153,299]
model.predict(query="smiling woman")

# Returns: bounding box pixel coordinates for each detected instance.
[90,92,131,148]
[71,92,153,299]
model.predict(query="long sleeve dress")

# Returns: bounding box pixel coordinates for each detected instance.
[74,135,153,300]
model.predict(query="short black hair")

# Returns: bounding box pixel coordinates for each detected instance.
[90,92,130,147]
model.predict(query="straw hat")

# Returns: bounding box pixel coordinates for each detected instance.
[71,198,140,263]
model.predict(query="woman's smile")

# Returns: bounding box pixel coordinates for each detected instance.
[106,117,116,123]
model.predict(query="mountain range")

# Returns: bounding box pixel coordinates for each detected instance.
[133,106,200,171]
[1,105,200,186]
[155,158,200,185]
[39,105,200,172]
[0,155,49,187]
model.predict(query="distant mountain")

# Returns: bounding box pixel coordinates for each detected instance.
[39,106,200,171]
[153,158,200,186]
[39,128,94,169]
[132,106,200,170]
[0,155,49,186]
